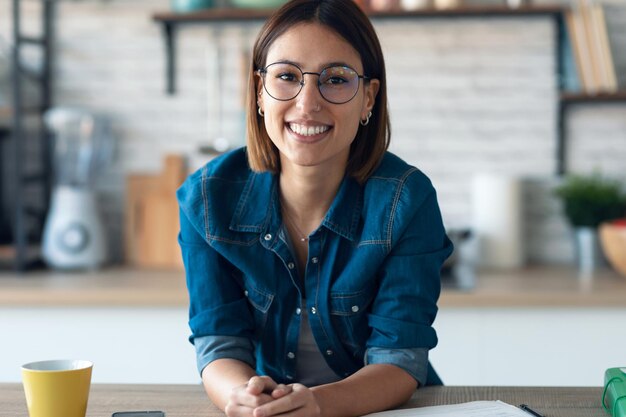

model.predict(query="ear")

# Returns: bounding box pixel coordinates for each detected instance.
[362,79,380,118]
[255,71,265,110]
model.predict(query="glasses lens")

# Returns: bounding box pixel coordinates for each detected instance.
[262,63,303,101]
[319,66,360,104]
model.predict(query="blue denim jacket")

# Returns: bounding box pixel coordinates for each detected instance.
[177,148,452,385]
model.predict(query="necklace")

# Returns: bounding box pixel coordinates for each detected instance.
[281,205,309,242]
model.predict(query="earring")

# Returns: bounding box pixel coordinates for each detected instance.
[258,107,264,117]
[360,111,372,126]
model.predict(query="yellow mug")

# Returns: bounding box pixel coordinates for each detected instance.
[22,359,93,417]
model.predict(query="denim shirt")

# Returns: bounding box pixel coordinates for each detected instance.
[177,148,453,386]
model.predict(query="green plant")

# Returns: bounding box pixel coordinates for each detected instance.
[554,174,626,227]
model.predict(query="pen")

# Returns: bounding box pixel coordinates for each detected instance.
[519,404,545,417]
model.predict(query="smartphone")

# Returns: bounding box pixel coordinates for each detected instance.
[112,412,165,417]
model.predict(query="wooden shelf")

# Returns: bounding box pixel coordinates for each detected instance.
[152,5,564,23]
[560,90,626,104]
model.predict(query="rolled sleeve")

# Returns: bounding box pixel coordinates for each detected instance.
[364,347,429,386]
[194,335,256,376]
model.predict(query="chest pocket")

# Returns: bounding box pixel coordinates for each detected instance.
[330,286,376,351]
[244,285,274,339]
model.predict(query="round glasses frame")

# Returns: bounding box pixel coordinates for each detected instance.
[257,62,370,105]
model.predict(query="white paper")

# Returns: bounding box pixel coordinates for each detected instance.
[363,401,531,417]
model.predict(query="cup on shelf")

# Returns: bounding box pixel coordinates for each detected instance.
[22,360,93,417]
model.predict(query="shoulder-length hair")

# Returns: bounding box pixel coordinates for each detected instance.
[245,0,390,184]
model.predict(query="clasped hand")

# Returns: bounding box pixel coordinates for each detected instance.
[225,376,321,417]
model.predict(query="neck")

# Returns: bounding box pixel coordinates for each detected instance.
[279,161,346,234]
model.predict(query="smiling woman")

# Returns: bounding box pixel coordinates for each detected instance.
[176,1,453,417]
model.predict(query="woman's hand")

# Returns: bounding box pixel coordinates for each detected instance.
[224,376,292,417]
[252,383,321,417]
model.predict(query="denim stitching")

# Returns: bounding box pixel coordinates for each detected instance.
[386,168,418,252]
[201,165,211,241]
[232,173,256,228]
[206,235,258,246]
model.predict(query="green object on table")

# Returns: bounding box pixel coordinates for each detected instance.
[603,368,626,417]
[171,0,213,12]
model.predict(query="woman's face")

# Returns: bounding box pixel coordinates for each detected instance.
[257,22,379,174]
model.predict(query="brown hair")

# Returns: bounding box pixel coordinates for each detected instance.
[245,0,390,183]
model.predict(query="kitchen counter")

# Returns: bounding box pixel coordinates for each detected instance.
[441,266,626,308]
[0,268,188,307]
[0,265,625,308]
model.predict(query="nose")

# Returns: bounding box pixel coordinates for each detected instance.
[295,74,322,113]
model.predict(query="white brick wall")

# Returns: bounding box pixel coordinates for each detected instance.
[1,0,625,264]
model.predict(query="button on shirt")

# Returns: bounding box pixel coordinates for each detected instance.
[177,148,453,386]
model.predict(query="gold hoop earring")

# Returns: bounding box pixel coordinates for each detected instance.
[258,107,264,117]
[360,111,372,126]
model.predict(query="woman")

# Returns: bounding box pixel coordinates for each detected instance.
[177,1,453,416]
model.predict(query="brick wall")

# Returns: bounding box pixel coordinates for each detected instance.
[1,0,625,265]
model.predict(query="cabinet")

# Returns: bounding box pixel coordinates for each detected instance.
[151,5,626,175]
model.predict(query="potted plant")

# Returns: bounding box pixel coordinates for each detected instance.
[554,173,626,272]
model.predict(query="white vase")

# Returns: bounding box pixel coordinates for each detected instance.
[574,227,604,273]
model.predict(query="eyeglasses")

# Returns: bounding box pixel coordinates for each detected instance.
[258,62,370,105]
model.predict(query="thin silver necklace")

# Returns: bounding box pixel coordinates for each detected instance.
[281,205,309,242]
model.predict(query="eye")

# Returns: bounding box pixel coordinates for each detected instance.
[325,76,349,85]
[321,67,355,86]
[275,71,299,83]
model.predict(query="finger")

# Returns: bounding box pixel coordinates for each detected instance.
[225,403,255,417]
[231,386,275,408]
[254,384,308,417]
[247,376,278,395]
[238,393,276,408]
[271,384,293,399]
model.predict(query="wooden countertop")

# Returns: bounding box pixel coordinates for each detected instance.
[440,266,626,308]
[0,383,605,417]
[0,268,188,307]
[0,266,625,308]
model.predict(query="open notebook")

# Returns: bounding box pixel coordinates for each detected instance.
[364,401,532,417]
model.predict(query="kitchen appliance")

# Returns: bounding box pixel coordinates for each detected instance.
[441,228,477,290]
[42,108,112,269]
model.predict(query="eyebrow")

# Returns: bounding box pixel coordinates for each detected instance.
[272,59,359,71]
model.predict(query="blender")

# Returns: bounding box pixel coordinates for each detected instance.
[42,108,112,269]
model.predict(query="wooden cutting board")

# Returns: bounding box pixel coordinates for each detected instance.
[125,154,186,270]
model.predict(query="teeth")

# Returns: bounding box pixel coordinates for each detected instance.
[289,123,329,136]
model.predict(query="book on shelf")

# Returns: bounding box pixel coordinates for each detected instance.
[591,4,618,92]
[566,0,618,95]
[562,9,583,93]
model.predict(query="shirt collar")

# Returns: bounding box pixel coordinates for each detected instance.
[321,175,362,242]
[229,171,278,234]
[230,171,362,242]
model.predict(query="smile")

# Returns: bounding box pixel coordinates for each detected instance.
[288,123,330,137]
